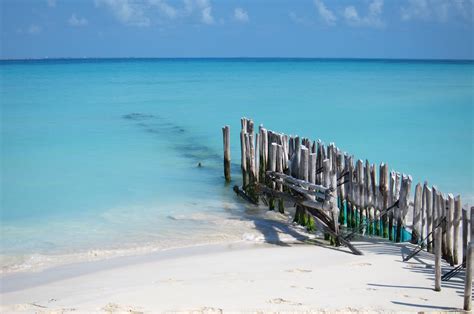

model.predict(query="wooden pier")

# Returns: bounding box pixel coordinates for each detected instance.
[223,117,472,310]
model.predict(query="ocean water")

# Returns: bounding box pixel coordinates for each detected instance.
[1,59,473,272]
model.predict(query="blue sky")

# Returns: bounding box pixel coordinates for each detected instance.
[1,0,473,59]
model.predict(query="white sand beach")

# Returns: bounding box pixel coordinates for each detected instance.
[0,231,466,313]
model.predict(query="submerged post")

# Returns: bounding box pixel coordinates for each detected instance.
[222,126,231,182]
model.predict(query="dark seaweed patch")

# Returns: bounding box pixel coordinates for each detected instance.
[122,113,155,120]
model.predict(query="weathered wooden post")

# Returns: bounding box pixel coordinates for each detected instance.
[222,125,231,182]
[388,171,396,240]
[364,160,373,235]
[354,160,362,231]
[337,151,345,226]
[379,163,389,238]
[453,195,461,265]
[240,129,248,187]
[255,131,260,183]
[411,183,422,244]
[464,242,473,311]
[300,146,309,182]
[309,153,316,184]
[440,193,447,261]
[397,175,412,243]
[424,184,433,252]
[464,207,474,310]
[276,144,285,213]
[463,208,470,264]
[370,164,379,236]
[394,173,402,242]
[432,186,439,250]
[434,224,442,292]
[446,194,454,265]
[268,143,278,210]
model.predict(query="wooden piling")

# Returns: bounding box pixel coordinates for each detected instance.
[463,208,470,264]
[379,163,389,238]
[432,186,439,250]
[240,129,248,187]
[464,208,474,310]
[397,175,412,243]
[440,193,447,261]
[309,153,316,184]
[388,171,397,241]
[434,225,442,292]
[276,144,285,213]
[411,183,422,244]
[424,185,433,252]
[222,126,231,182]
[446,194,454,265]
[453,195,461,265]
[464,243,473,311]
[300,146,309,182]
[268,143,278,210]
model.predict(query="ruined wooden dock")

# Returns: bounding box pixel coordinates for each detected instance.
[223,117,473,311]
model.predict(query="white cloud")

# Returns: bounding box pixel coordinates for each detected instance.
[95,0,150,26]
[201,6,214,24]
[289,12,313,26]
[149,0,178,19]
[234,7,249,23]
[343,0,384,28]
[313,0,337,25]
[47,0,56,7]
[68,14,89,27]
[401,0,473,22]
[95,0,216,26]
[27,24,42,34]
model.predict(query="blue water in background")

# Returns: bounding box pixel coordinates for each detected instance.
[1,59,472,271]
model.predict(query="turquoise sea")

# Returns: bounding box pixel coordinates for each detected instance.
[1,59,473,272]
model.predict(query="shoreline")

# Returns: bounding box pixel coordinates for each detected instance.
[0,235,466,312]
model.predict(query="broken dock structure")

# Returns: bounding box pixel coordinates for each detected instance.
[223,117,473,311]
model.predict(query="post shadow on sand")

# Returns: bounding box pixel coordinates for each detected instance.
[231,194,470,310]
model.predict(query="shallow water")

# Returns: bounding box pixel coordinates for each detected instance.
[1,58,472,272]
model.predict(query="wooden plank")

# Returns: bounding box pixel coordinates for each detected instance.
[412,183,422,244]
[453,195,461,265]
[394,173,401,242]
[222,125,231,182]
[266,171,328,194]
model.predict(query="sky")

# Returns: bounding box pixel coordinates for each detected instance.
[0,0,473,60]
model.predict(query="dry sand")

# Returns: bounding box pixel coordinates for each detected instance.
[0,234,468,313]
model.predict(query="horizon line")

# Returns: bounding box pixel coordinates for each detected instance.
[1,56,473,62]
